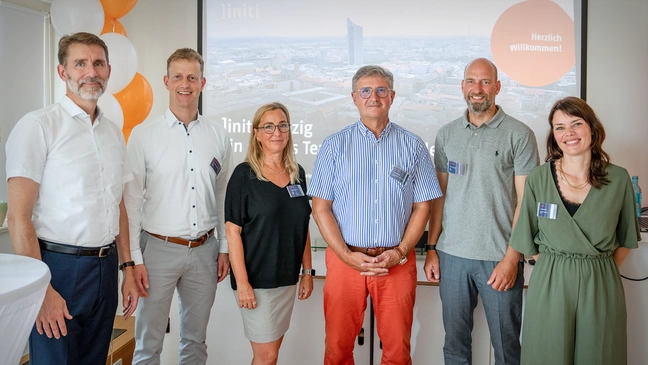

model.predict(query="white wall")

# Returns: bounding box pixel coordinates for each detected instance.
[586,0,648,185]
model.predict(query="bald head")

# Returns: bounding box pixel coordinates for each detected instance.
[464,58,498,82]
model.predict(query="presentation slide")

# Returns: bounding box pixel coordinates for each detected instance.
[203,0,579,182]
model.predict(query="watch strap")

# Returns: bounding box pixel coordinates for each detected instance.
[425,244,437,251]
[119,261,135,271]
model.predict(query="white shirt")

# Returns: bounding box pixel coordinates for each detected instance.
[124,109,233,264]
[5,95,133,247]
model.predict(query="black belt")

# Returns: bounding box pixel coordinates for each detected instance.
[38,239,116,257]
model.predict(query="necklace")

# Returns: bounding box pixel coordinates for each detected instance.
[264,165,286,175]
[558,159,589,189]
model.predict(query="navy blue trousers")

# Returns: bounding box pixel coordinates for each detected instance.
[29,247,118,365]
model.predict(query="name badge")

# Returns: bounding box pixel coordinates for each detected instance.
[537,202,558,219]
[287,184,305,198]
[448,161,466,175]
[389,166,410,184]
[210,158,222,176]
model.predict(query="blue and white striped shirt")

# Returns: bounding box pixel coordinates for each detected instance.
[308,120,442,248]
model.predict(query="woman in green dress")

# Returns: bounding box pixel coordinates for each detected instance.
[509,96,640,365]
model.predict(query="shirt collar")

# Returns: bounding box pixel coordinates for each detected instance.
[60,95,103,125]
[164,108,201,129]
[461,105,506,129]
[356,119,393,140]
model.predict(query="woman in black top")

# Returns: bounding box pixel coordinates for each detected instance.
[225,102,313,365]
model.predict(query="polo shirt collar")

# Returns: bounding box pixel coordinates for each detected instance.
[461,105,506,129]
[356,119,393,140]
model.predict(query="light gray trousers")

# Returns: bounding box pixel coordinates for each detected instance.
[133,231,219,365]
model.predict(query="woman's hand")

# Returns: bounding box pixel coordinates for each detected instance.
[298,275,313,300]
[237,282,257,309]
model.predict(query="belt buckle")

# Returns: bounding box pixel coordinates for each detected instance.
[98,246,111,257]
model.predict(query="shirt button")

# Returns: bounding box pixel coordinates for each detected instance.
[374,200,378,203]
[191,168,194,171]
[192,187,195,190]
[193,223,196,226]
[375,180,378,183]
[187,133,190,136]
[189,150,193,153]
[192,205,196,208]
[375,220,378,223]
[474,133,477,136]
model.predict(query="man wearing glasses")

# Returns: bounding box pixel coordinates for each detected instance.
[124,48,233,364]
[309,65,442,364]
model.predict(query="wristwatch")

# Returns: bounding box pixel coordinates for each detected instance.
[119,261,135,271]
[394,247,408,265]
[301,268,316,276]
[425,244,437,251]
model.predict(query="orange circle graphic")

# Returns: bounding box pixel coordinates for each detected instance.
[491,0,575,87]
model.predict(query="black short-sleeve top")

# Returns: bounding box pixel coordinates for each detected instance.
[225,162,311,290]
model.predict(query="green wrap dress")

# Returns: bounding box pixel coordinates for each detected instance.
[509,162,640,365]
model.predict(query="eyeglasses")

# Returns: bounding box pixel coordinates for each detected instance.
[256,123,290,134]
[354,86,392,99]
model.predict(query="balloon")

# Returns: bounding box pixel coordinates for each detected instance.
[50,0,104,36]
[97,92,124,129]
[114,72,153,141]
[100,0,138,19]
[101,16,127,37]
[100,33,138,94]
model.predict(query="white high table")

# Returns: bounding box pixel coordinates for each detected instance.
[0,254,50,365]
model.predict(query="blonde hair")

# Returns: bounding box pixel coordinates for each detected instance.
[245,103,300,184]
[167,48,204,76]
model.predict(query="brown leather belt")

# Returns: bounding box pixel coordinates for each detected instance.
[146,229,214,248]
[347,245,396,257]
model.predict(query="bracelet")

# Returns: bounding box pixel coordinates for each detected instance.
[119,261,135,271]
[425,244,437,251]
[394,246,407,259]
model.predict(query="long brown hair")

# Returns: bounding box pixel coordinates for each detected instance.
[245,103,300,184]
[546,96,610,188]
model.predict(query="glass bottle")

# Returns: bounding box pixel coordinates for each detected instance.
[632,176,642,218]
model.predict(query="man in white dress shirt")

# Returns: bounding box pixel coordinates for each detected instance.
[6,32,139,365]
[125,48,233,364]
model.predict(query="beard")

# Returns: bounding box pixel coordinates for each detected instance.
[466,93,493,114]
[67,76,106,101]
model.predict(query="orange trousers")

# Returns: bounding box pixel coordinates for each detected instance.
[323,247,417,365]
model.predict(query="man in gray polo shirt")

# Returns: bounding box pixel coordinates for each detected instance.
[424,58,539,365]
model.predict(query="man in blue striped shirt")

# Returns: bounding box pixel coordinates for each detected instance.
[309,65,442,365]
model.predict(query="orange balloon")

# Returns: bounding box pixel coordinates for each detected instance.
[114,72,153,141]
[101,16,127,36]
[100,0,138,19]
[491,0,575,87]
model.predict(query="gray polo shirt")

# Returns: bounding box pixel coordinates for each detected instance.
[435,106,539,261]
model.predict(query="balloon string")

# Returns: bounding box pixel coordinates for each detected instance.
[111,19,116,33]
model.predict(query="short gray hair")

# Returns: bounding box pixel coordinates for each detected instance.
[352,65,394,91]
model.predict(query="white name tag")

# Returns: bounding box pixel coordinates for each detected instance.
[448,161,466,175]
[537,202,558,219]
[287,184,305,198]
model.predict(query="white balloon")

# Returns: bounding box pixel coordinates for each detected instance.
[50,0,104,36]
[101,33,138,94]
[98,93,124,130]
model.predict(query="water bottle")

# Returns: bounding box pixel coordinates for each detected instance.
[632,176,642,218]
